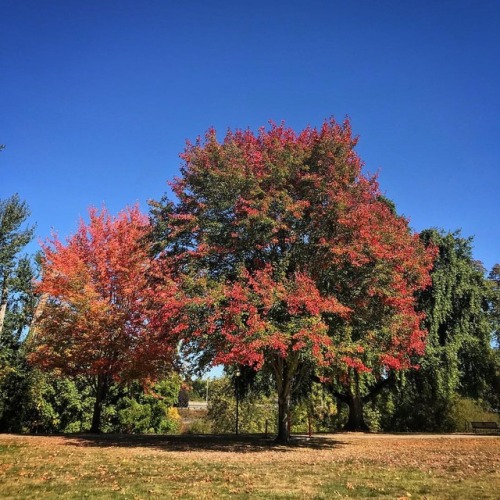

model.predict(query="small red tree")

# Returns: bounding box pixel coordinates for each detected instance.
[151,119,435,442]
[29,206,184,432]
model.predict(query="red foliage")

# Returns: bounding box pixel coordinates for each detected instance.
[29,205,184,384]
[164,118,436,378]
[205,265,351,368]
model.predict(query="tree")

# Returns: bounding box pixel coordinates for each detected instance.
[388,230,495,431]
[0,195,38,431]
[151,119,434,442]
[0,195,35,336]
[29,205,184,432]
[325,195,404,431]
[488,264,500,346]
[0,255,38,387]
[487,264,500,412]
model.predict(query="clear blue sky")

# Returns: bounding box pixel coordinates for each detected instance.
[2,0,499,271]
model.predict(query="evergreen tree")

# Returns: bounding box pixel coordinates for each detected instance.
[0,194,35,336]
[0,195,38,431]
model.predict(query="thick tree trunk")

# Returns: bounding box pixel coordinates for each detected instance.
[276,392,290,444]
[334,371,396,432]
[90,375,109,434]
[90,399,103,434]
[272,355,295,444]
[343,392,370,432]
[271,353,307,444]
[334,370,369,432]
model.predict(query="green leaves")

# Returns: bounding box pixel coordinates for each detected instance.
[386,230,497,431]
[152,119,435,439]
[0,195,38,432]
[0,194,36,338]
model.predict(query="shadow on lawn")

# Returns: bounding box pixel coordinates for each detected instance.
[62,433,345,453]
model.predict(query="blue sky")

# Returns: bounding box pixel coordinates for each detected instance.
[2,0,499,272]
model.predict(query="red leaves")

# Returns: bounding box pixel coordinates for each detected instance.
[200,264,350,370]
[167,118,436,379]
[341,356,371,373]
[29,205,184,383]
[285,273,350,318]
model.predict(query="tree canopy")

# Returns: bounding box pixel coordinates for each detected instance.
[0,194,35,337]
[151,118,435,441]
[2,124,498,439]
[0,194,38,431]
[488,264,500,346]
[388,230,496,431]
[29,205,184,432]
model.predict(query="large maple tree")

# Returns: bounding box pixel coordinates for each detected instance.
[29,206,184,432]
[152,119,435,442]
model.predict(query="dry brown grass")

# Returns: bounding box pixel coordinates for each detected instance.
[0,433,498,498]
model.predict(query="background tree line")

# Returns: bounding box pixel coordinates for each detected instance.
[1,121,498,437]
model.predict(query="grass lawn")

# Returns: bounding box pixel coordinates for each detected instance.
[0,433,498,498]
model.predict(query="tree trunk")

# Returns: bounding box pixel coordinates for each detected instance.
[334,371,395,432]
[272,355,294,444]
[26,293,47,342]
[271,353,307,444]
[343,392,370,432]
[276,392,290,443]
[0,275,9,337]
[334,370,369,432]
[90,375,109,434]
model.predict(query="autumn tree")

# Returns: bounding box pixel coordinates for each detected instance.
[29,206,184,433]
[152,119,434,442]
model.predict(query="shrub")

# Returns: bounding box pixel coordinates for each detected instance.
[449,398,499,432]
[186,417,212,435]
[206,377,277,434]
[118,398,152,433]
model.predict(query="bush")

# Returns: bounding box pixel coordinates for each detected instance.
[206,377,277,434]
[118,398,153,433]
[449,398,499,432]
[186,417,212,434]
[15,371,93,434]
[362,403,383,432]
[160,407,181,434]
[117,379,183,434]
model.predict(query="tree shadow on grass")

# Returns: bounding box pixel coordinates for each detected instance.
[61,433,346,453]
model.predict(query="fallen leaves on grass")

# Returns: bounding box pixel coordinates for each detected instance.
[0,433,498,499]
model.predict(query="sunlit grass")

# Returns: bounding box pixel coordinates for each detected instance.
[0,434,498,498]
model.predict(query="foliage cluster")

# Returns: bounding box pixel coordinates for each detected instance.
[206,376,277,434]
[116,378,182,434]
